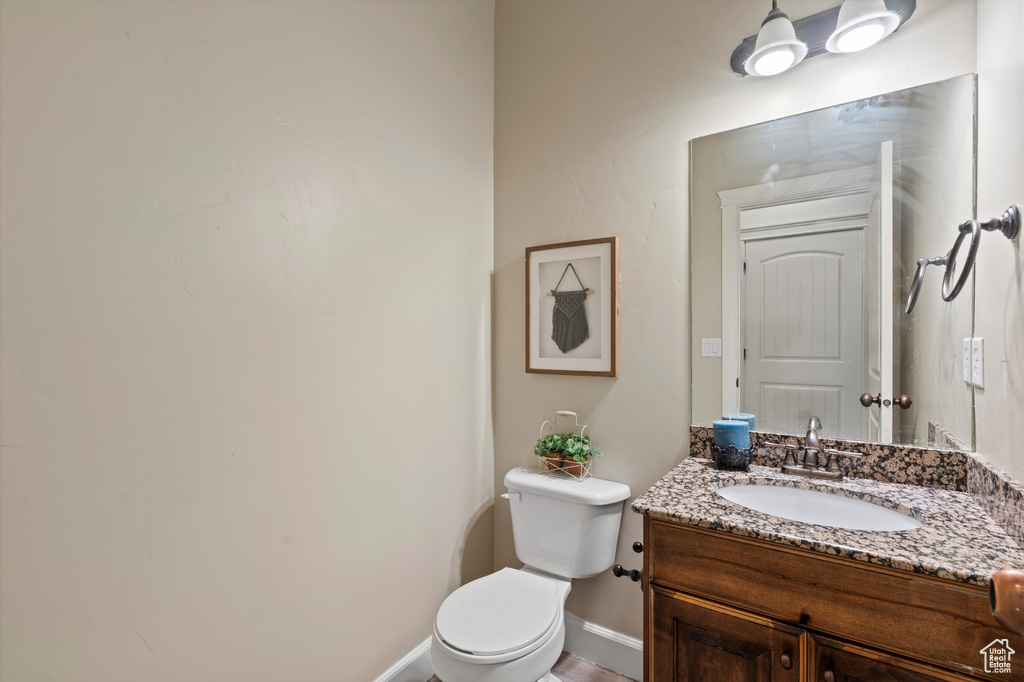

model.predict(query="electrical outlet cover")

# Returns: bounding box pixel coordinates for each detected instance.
[963,338,972,385]
[972,338,984,388]
[701,338,722,358]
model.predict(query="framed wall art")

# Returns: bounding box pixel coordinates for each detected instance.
[525,237,619,376]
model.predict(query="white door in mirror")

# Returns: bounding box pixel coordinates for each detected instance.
[716,485,922,532]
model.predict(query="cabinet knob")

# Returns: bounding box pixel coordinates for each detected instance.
[991,568,1024,635]
[824,670,835,682]
[632,541,644,553]
[780,653,792,670]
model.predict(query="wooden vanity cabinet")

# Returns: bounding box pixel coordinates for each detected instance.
[643,517,1019,681]
[810,636,961,682]
[651,587,802,682]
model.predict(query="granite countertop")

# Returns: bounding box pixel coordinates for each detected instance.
[631,457,1024,587]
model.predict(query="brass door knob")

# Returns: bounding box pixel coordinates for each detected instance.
[860,393,880,407]
[780,653,792,670]
[896,394,913,409]
[991,568,1024,635]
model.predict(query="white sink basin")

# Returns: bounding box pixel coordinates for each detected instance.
[716,484,922,532]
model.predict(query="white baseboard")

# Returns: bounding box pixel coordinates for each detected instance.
[371,636,433,682]
[563,611,643,681]
[373,615,643,682]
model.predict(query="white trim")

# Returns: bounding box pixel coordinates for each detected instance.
[717,165,874,207]
[371,636,433,682]
[563,611,643,681]
[877,140,895,442]
[739,193,869,232]
[375,615,643,682]
[721,203,742,413]
[718,165,875,419]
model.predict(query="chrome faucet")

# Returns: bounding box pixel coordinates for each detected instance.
[801,416,822,467]
[766,416,862,480]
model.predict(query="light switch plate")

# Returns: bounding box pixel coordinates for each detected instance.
[701,338,722,357]
[963,338,972,384]
[972,338,984,388]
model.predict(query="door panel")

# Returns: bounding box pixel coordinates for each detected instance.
[652,587,803,682]
[812,635,969,682]
[743,229,865,440]
[866,140,897,442]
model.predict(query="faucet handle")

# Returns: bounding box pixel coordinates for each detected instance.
[822,448,864,458]
[764,441,800,467]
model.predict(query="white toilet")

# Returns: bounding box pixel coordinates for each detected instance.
[430,466,631,682]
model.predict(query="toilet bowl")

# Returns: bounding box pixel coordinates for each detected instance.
[429,467,631,682]
[430,568,570,682]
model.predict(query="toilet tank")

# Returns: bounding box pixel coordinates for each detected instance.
[504,467,631,579]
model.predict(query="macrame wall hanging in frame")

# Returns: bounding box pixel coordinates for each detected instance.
[549,263,593,353]
[525,236,619,377]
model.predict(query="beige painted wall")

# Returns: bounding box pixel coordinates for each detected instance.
[494,0,980,640]
[974,0,1024,480]
[0,2,494,680]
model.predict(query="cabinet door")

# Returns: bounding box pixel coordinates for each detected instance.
[651,587,803,682]
[811,635,971,682]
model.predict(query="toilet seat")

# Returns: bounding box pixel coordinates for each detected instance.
[435,568,559,657]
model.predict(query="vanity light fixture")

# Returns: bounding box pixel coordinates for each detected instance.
[826,0,900,53]
[744,1,807,77]
[730,0,915,76]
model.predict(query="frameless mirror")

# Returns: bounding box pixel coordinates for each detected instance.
[691,75,975,450]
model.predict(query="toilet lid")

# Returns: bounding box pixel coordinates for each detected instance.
[435,568,559,656]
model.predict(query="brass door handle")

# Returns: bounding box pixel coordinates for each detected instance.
[860,393,880,407]
[991,568,1024,635]
[860,393,912,409]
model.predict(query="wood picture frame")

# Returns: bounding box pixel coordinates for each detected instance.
[525,237,619,376]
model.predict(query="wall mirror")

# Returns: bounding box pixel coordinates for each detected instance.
[691,75,976,450]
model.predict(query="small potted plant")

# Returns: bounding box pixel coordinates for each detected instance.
[534,433,566,470]
[561,433,601,477]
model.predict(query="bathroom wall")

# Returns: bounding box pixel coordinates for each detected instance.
[974,0,1024,480]
[494,0,980,640]
[0,2,494,680]
[896,81,977,447]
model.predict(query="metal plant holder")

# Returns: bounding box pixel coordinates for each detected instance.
[536,410,593,481]
[710,444,752,472]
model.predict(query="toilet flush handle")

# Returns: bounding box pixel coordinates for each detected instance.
[501,492,521,501]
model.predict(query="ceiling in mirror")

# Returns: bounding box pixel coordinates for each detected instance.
[690,75,976,451]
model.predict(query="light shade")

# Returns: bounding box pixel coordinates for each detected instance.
[825,0,900,53]
[744,3,808,77]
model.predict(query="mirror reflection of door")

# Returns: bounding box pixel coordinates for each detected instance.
[722,164,896,442]
[699,76,975,449]
[743,226,865,440]
[865,140,898,442]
